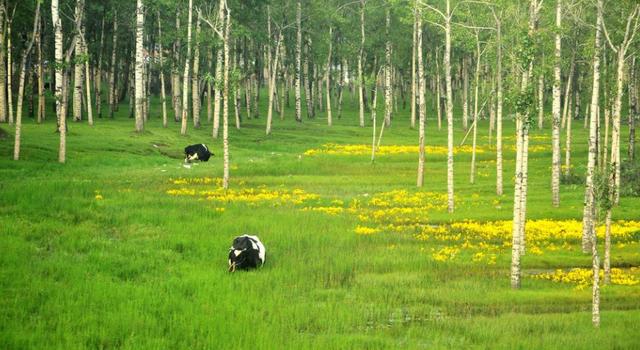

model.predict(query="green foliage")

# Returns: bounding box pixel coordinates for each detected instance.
[621,160,640,197]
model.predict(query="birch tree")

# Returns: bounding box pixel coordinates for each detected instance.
[551,0,562,207]
[383,7,392,127]
[582,0,604,254]
[158,9,168,127]
[511,0,542,289]
[601,4,640,205]
[421,0,455,213]
[416,4,426,187]
[109,10,118,118]
[180,0,194,135]
[0,2,5,123]
[13,2,40,160]
[134,0,144,132]
[192,10,202,128]
[72,0,85,122]
[295,1,302,123]
[52,0,66,163]
[358,0,365,127]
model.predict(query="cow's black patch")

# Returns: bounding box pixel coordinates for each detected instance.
[228,235,266,272]
[184,144,212,162]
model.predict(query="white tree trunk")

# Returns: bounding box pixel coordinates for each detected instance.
[134,0,145,132]
[462,57,469,131]
[180,0,193,135]
[552,0,562,207]
[158,10,168,128]
[411,6,417,130]
[7,16,13,124]
[416,6,426,187]
[295,1,302,122]
[0,2,6,123]
[582,1,602,253]
[325,27,333,126]
[495,16,503,196]
[445,0,454,213]
[192,11,202,128]
[266,36,282,135]
[538,75,544,129]
[212,3,225,137]
[109,11,117,118]
[53,0,66,163]
[13,3,40,160]
[358,0,365,127]
[222,2,231,189]
[384,7,392,127]
[470,34,481,184]
[72,0,84,122]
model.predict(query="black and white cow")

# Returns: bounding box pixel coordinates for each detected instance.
[184,144,212,163]
[228,235,266,272]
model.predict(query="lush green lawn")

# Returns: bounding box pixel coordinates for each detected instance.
[1,94,639,349]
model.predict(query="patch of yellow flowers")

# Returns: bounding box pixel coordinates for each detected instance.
[166,178,320,206]
[532,268,639,290]
[304,144,481,156]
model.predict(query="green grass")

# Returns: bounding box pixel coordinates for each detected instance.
[1,92,639,349]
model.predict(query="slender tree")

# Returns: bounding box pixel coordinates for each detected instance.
[52,0,66,163]
[551,0,562,207]
[134,0,145,132]
[0,2,6,123]
[192,10,202,128]
[180,0,194,135]
[416,5,426,187]
[13,2,41,160]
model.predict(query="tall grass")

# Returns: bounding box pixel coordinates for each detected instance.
[1,92,639,349]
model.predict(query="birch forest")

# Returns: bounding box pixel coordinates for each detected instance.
[1,0,640,347]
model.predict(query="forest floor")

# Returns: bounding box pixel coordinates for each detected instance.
[1,96,640,349]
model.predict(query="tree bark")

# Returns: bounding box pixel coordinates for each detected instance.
[416,7,426,187]
[411,6,417,130]
[582,0,603,254]
[358,0,365,127]
[222,1,231,189]
[538,75,544,129]
[462,57,469,131]
[470,33,481,184]
[552,0,562,207]
[109,10,118,118]
[134,0,145,132]
[384,7,392,127]
[180,0,194,135]
[445,0,454,212]
[7,12,14,124]
[0,2,6,123]
[13,2,41,160]
[325,27,333,126]
[295,1,302,122]
[630,57,637,161]
[212,6,224,137]
[172,9,182,122]
[266,35,282,135]
[495,12,503,196]
[95,17,105,118]
[192,10,202,128]
[158,10,168,127]
[53,0,66,163]
[73,0,86,123]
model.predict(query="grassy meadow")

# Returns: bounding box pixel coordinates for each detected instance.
[1,92,640,349]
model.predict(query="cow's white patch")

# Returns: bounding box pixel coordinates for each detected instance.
[234,250,242,257]
[245,235,266,264]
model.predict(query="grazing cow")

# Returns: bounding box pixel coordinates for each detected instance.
[228,235,266,272]
[184,144,212,163]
